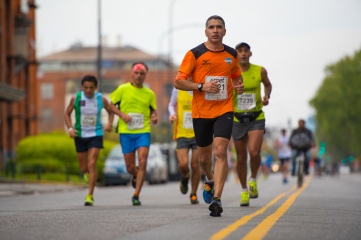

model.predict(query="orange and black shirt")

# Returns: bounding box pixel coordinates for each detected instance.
[175,43,242,119]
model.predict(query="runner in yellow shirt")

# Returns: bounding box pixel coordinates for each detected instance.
[168,88,201,204]
[109,62,158,206]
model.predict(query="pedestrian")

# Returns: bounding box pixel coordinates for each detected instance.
[275,129,292,183]
[109,62,158,206]
[174,15,244,217]
[289,119,315,176]
[168,87,201,204]
[64,75,114,206]
[232,42,272,207]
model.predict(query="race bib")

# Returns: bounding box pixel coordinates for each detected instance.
[127,113,144,130]
[183,112,193,129]
[237,93,256,110]
[205,76,228,100]
[81,116,96,127]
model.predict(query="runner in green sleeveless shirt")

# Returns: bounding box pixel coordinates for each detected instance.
[232,42,272,207]
[65,75,113,206]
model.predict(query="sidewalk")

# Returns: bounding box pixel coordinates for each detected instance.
[0,178,86,197]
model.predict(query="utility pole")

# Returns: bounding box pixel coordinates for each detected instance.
[97,0,102,92]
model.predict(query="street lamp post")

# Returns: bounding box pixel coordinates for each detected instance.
[168,0,177,66]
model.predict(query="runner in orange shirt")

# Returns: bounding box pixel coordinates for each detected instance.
[174,15,244,217]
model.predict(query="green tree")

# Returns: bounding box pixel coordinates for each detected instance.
[310,48,361,161]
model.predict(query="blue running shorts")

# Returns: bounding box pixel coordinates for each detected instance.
[119,133,150,154]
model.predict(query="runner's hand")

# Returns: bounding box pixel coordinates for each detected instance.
[151,112,158,124]
[233,81,244,94]
[169,114,177,123]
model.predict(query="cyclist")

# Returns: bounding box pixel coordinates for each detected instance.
[289,119,315,176]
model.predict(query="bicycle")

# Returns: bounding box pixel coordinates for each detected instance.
[295,153,304,188]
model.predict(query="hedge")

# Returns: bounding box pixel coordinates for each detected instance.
[16,133,118,181]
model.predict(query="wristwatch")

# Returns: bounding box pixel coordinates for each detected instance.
[267,94,270,99]
[197,83,203,92]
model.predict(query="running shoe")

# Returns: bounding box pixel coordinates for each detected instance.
[131,167,138,189]
[240,191,250,206]
[190,193,199,204]
[83,173,89,184]
[179,177,189,195]
[248,179,259,198]
[84,194,94,206]
[202,182,214,204]
[132,195,141,206]
[283,178,288,184]
[209,198,223,217]
[131,175,136,189]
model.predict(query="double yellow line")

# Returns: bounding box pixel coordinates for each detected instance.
[210,176,312,240]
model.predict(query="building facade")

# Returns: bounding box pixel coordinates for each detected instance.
[0,0,38,169]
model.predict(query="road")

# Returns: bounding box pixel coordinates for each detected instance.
[0,172,360,240]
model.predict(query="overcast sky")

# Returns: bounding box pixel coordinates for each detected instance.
[36,0,361,129]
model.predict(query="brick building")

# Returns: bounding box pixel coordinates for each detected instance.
[0,0,38,169]
[38,43,178,141]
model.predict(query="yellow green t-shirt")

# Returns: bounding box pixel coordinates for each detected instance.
[110,82,157,134]
[233,63,265,122]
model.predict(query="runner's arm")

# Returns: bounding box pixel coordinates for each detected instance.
[261,67,272,106]
[110,102,131,123]
[168,88,178,123]
[64,96,77,137]
[103,97,114,132]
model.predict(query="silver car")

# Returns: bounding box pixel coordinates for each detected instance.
[102,144,168,186]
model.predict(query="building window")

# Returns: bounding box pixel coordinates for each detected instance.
[41,108,53,130]
[41,83,54,99]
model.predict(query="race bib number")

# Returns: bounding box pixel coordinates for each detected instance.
[81,116,96,127]
[205,76,228,100]
[127,113,144,130]
[237,93,256,110]
[183,112,193,129]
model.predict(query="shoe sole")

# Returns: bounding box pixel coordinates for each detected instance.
[209,202,223,217]
[84,202,93,206]
[203,190,214,204]
[132,201,141,206]
[132,178,136,189]
[240,202,249,206]
[180,184,188,195]
[249,190,258,199]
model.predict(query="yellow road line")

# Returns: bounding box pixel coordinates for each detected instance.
[209,186,296,240]
[242,176,312,240]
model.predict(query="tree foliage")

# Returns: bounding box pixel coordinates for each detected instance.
[310,48,361,161]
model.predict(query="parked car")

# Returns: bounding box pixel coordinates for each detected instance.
[102,144,168,186]
[102,146,131,186]
[147,143,169,184]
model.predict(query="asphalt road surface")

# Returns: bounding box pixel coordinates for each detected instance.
[1,172,360,240]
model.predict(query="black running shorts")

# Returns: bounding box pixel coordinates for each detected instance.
[74,136,104,152]
[193,112,234,147]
